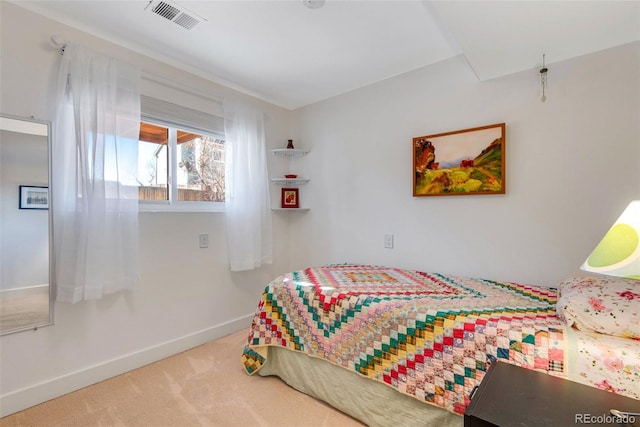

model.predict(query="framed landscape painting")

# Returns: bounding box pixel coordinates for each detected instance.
[413,123,505,197]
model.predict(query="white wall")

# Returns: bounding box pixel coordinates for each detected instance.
[291,42,640,286]
[0,2,292,416]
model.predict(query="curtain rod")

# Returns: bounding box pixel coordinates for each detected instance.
[50,35,224,105]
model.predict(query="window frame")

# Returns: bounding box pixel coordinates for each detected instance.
[138,116,225,213]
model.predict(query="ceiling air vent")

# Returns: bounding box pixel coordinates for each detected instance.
[145,0,206,30]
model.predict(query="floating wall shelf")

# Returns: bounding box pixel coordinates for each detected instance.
[271,148,309,157]
[271,178,310,186]
[271,207,310,212]
[271,146,310,212]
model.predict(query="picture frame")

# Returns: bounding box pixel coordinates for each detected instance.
[281,188,299,209]
[19,185,49,209]
[413,123,505,197]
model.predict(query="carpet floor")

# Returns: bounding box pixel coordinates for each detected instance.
[1,330,364,427]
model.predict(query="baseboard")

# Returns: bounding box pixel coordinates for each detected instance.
[0,313,253,417]
[0,284,49,298]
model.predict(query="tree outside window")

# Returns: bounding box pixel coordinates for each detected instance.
[138,121,225,205]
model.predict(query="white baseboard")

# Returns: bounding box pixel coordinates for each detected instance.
[0,284,49,298]
[0,313,253,417]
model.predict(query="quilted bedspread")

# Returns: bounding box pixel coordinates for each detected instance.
[241,265,566,415]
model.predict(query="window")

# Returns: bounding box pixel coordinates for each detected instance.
[138,95,226,212]
[137,120,225,212]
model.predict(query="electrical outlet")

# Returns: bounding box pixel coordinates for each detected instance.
[199,233,209,248]
[384,234,394,249]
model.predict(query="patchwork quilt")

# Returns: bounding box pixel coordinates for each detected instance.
[241,265,566,415]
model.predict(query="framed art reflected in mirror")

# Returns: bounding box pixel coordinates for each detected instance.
[19,185,49,209]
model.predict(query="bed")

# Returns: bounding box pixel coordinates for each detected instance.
[241,264,640,426]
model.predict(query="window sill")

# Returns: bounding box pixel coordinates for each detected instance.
[139,201,224,213]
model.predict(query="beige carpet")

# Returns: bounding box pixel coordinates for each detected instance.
[0,330,364,427]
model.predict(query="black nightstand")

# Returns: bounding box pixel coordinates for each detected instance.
[464,361,639,426]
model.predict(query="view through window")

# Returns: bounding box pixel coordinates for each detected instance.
[138,121,225,205]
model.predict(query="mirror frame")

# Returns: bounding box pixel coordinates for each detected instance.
[0,114,54,335]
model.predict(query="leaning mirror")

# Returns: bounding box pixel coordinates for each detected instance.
[0,115,53,334]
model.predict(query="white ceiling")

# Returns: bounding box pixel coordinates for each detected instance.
[10,0,640,110]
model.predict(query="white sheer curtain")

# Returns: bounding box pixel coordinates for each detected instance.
[53,43,141,303]
[223,100,273,271]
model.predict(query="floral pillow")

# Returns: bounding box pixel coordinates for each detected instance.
[556,275,640,340]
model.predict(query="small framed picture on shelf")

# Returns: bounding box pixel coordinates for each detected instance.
[281,188,299,209]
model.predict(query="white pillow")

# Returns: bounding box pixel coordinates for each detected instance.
[556,275,640,339]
